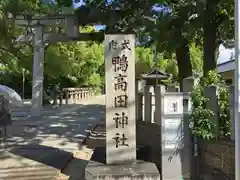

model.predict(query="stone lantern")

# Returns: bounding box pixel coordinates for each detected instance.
[141,68,171,86]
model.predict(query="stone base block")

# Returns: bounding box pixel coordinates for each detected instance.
[85,160,160,180]
[85,147,160,180]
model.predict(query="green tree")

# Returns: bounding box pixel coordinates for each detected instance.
[190,43,203,73]
[195,0,234,75]
[135,47,154,78]
[0,1,107,97]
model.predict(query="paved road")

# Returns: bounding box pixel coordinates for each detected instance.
[0,95,105,180]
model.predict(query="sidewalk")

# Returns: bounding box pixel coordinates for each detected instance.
[0,95,105,180]
[55,121,105,180]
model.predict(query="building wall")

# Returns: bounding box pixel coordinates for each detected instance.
[219,70,234,85]
[217,60,234,84]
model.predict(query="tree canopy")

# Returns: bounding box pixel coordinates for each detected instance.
[0,0,234,97]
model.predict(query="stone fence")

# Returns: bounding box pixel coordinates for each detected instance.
[135,77,194,179]
[135,78,235,179]
[197,85,235,180]
[199,139,235,180]
[54,87,96,105]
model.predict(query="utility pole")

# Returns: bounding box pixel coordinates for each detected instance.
[153,18,158,67]
[22,68,25,101]
[153,18,158,85]
[234,0,240,179]
[143,16,159,84]
[143,16,158,66]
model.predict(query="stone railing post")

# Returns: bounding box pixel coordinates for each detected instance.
[72,89,76,103]
[79,89,82,101]
[68,90,72,103]
[229,85,235,141]
[87,88,90,99]
[144,85,152,122]
[85,89,88,98]
[79,89,82,100]
[182,77,195,179]
[80,89,83,100]
[85,89,87,98]
[89,88,91,98]
[76,89,80,102]
[71,90,74,103]
[59,91,63,106]
[65,90,69,105]
[88,88,91,99]
[136,93,143,121]
[84,88,87,99]
[81,88,85,100]
[204,85,219,136]
[76,89,79,101]
[154,85,165,126]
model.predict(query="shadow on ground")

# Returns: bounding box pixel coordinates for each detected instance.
[61,155,90,180]
[9,144,73,170]
[2,104,105,151]
[0,99,105,180]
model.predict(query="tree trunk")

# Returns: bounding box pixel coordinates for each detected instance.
[203,0,220,76]
[176,38,192,90]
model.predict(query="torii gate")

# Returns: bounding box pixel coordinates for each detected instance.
[14,12,105,118]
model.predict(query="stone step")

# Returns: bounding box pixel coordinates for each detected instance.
[0,166,58,180]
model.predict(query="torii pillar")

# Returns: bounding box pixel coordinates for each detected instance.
[31,25,44,118]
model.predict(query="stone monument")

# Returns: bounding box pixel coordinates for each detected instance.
[85,34,160,179]
[105,34,136,164]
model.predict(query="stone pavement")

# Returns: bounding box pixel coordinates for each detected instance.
[0,95,105,180]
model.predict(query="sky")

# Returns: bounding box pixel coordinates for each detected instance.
[218,45,234,64]
[73,1,233,64]
[73,0,84,8]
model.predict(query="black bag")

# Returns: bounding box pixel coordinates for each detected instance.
[0,109,12,127]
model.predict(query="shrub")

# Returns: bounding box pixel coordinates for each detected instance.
[189,70,230,140]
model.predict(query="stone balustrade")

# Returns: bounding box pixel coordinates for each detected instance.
[59,87,96,105]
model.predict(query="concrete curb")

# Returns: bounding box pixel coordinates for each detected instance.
[81,123,102,146]
[60,120,103,174]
